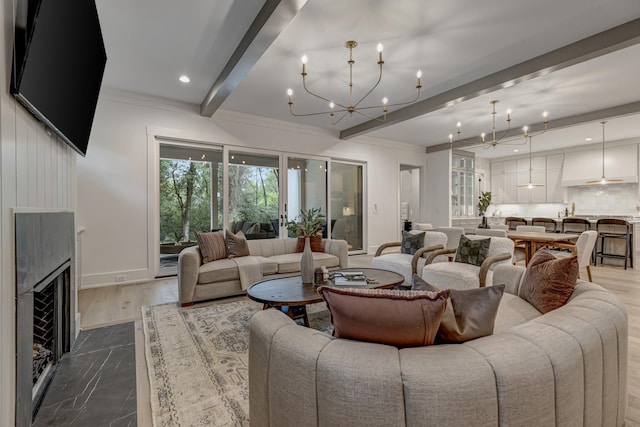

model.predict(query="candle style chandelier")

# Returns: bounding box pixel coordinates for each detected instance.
[286,40,423,125]
[449,100,549,148]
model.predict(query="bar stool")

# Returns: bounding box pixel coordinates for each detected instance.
[532,217,557,233]
[505,217,527,231]
[562,217,593,262]
[561,217,591,234]
[596,218,633,270]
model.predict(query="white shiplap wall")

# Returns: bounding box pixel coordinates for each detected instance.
[0,6,78,425]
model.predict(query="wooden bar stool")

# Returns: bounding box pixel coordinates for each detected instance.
[596,218,633,270]
[505,217,527,231]
[532,217,557,233]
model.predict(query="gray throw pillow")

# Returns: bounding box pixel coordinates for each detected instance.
[454,235,490,266]
[401,231,425,255]
[412,275,505,343]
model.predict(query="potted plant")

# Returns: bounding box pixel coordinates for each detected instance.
[477,191,492,228]
[286,207,326,238]
[286,208,326,284]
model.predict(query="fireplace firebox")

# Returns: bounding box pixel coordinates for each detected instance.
[15,211,75,427]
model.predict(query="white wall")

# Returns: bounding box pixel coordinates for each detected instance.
[77,90,428,286]
[426,149,451,227]
[1,3,78,423]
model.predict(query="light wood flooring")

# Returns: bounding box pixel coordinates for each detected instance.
[78,256,640,426]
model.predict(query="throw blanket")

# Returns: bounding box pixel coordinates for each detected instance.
[233,256,263,290]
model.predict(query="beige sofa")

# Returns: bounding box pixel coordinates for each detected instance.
[178,238,348,306]
[249,263,627,426]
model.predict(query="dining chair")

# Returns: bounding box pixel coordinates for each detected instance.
[512,225,547,263]
[549,230,598,281]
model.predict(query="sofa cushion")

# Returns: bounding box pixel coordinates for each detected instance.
[227,230,250,258]
[454,235,490,267]
[492,293,541,334]
[318,287,450,347]
[198,258,240,283]
[421,261,486,290]
[519,249,578,314]
[270,252,339,273]
[295,236,323,252]
[257,256,278,276]
[412,275,505,343]
[195,231,227,263]
[401,231,424,255]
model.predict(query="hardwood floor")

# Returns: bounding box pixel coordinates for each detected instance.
[78,256,640,426]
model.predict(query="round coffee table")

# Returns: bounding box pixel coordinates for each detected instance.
[247,267,404,326]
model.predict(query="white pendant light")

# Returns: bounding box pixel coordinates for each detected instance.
[517,134,544,189]
[585,121,623,185]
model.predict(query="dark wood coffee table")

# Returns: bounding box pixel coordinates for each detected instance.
[247,267,404,326]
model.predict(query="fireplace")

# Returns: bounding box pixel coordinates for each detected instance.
[15,211,75,427]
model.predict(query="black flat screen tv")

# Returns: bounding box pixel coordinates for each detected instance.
[11,0,107,156]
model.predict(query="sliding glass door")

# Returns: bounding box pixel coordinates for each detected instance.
[227,150,280,239]
[158,143,223,275]
[285,156,328,237]
[330,161,364,252]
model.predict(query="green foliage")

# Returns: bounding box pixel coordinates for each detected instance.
[286,207,325,237]
[477,191,492,216]
[228,165,279,223]
[160,159,213,242]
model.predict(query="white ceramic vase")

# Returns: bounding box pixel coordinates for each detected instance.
[301,237,314,284]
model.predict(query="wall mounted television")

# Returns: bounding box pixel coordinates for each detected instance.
[11,0,107,156]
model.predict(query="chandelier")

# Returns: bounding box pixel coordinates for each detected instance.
[449,100,549,147]
[286,40,422,125]
[585,121,623,185]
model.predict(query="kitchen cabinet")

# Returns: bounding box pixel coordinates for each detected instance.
[546,154,564,202]
[491,154,563,204]
[562,145,638,186]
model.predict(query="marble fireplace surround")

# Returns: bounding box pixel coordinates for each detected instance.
[14,210,75,427]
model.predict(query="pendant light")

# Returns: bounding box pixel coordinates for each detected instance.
[585,121,623,185]
[517,134,544,189]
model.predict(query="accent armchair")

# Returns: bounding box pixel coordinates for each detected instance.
[421,235,514,289]
[372,231,447,284]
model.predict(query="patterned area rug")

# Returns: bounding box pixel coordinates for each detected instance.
[142,298,330,426]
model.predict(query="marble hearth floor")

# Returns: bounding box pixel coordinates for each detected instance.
[75,254,640,426]
[33,322,136,427]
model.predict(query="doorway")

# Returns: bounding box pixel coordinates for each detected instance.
[400,164,422,231]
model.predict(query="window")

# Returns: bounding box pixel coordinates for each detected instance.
[452,152,475,217]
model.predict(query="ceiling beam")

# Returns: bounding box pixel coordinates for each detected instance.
[340,17,640,140]
[200,0,307,117]
[426,100,640,153]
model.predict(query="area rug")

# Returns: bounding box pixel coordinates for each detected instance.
[142,298,330,427]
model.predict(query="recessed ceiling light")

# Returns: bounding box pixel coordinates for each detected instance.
[513,149,519,153]
[179,75,190,83]
[585,137,593,142]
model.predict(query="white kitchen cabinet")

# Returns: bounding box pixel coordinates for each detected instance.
[517,170,546,203]
[491,154,563,204]
[562,145,638,186]
[546,154,564,202]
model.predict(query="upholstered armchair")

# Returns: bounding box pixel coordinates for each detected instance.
[421,235,514,289]
[372,231,447,284]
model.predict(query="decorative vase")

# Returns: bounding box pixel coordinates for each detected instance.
[301,237,314,284]
[478,215,489,229]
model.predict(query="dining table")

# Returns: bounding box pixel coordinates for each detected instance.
[507,231,579,264]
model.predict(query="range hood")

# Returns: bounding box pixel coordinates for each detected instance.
[561,144,638,186]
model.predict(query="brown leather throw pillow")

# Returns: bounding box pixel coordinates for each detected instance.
[318,286,449,347]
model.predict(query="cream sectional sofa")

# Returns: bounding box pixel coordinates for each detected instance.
[249,263,628,426]
[178,238,348,306]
